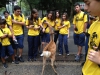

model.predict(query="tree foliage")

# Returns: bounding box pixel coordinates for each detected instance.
[23,0,83,17]
[0,0,9,8]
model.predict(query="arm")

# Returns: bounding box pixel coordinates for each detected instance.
[0,34,8,39]
[88,50,100,64]
[83,14,88,32]
[68,29,70,38]
[12,20,25,26]
[58,24,66,29]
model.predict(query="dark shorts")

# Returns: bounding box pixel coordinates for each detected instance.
[41,33,50,43]
[13,34,24,49]
[1,45,14,57]
[73,33,85,46]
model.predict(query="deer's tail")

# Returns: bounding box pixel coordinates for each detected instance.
[42,51,51,58]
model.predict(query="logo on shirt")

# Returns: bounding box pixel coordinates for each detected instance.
[90,32,98,49]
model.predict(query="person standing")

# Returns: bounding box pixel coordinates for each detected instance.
[0,19,19,68]
[54,10,61,43]
[82,0,100,75]
[58,12,70,56]
[26,9,41,61]
[10,5,25,62]
[73,3,88,61]
[40,11,55,56]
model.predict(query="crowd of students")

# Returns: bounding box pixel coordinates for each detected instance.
[0,1,100,75]
[0,5,71,68]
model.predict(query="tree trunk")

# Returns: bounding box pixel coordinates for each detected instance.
[26,0,32,11]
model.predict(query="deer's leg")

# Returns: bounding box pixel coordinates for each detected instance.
[51,55,58,75]
[41,57,46,75]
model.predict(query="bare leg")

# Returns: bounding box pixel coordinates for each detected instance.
[41,57,46,75]
[77,46,82,55]
[51,56,57,75]
[11,54,15,61]
[1,57,6,63]
[19,48,23,57]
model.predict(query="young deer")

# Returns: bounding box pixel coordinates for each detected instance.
[41,27,58,75]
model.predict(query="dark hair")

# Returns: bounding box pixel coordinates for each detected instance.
[0,19,6,25]
[55,10,61,18]
[47,11,54,21]
[30,8,38,20]
[3,11,9,15]
[61,12,68,25]
[63,12,68,20]
[74,2,80,7]
[14,5,21,11]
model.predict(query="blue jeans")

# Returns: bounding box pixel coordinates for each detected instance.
[27,35,39,59]
[58,34,69,54]
[54,31,59,43]
[41,33,50,43]
[1,45,14,57]
[13,34,24,49]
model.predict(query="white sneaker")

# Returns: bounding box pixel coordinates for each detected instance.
[59,54,62,55]
[67,53,70,56]
[5,56,9,59]
[40,53,43,56]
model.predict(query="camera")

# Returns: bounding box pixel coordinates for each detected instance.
[74,27,78,31]
[13,39,18,44]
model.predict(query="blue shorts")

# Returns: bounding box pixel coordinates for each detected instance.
[1,45,14,57]
[41,33,50,43]
[13,34,24,49]
[73,33,85,46]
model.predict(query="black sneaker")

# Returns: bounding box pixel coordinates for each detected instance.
[33,57,37,61]
[28,58,33,62]
[18,56,24,62]
[3,63,8,68]
[12,60,19,64]
[15,56,18,61]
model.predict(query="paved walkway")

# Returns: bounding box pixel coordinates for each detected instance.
[0,54,84,75]
[0,61,83,75]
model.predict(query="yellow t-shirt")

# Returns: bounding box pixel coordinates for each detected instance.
[11,14,25,35]
[0,28,12,46]
[42,17,54,33]
[82,20,100,75]
[73,11,87,34]
[59,21,70,34]
[54,18,61,31]
[26,17,41,36]
[6,15,12,26]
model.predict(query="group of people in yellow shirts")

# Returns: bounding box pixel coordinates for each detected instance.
[0,5,70,68]
[0,0,100,75]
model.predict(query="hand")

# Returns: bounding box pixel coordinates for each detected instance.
[67,34,69,39]
[4,34,8,37]
[12,20,18,24]
[55,21,58,23]
[12,35,16,40]
[42,28,45,32]
[34,27,39,30]
[88,50,100,64]
[58,26,61,29]
[45,21,49,25]
[28,25,34,29]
